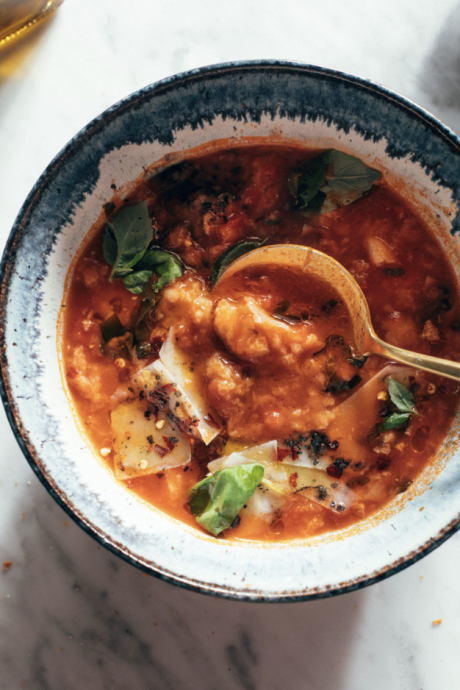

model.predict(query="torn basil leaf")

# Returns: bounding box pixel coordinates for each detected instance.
[100,314,133,360]
[132,274,162,357]
[137,248,183,293]
[289,151,332,209]
[188,464,264,536]
[290,150,381,215]
[211,239,264,284]
[379,412,411,431]
[100,313,125,341]
[103,201,153,281]
[122,270,153,295]
[388,378,420,416]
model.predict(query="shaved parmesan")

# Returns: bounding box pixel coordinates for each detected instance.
[208,440,277,472]
[112,400,191,480]
[207,441,354,518]
[326,364,415,464]
[277,436,331,470]
[158,329,223,444]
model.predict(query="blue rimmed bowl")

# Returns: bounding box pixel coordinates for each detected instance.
[2,61,460,601]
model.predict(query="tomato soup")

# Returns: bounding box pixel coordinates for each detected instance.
[59,146,460,541]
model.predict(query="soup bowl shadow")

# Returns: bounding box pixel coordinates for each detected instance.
[1,60,460,601]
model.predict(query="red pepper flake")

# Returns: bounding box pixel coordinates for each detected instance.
[2,561,13,571]
[326,465,343,479]
[204,413,220,429]
[377,457,391,471]
[150,335,166,357]
[289,473,298,488]
[162,436,175,452]
[291,447,299,462]
[277,448,291,462]
[154,444,169,458]
[161,384,176,396]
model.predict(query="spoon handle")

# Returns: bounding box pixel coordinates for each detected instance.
[369,333,460,382]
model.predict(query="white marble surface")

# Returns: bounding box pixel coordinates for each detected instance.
[1,0,460,687]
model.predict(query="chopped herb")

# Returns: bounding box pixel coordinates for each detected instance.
[383,267,405,277]
[100,313,125,341]
[348,355,368,369]
[325,374,362,393]
[103,201,116,217]
[211,239,265,284]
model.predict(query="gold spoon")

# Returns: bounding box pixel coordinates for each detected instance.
[215,244,460,382]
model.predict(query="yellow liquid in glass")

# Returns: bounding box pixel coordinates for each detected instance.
[0,0,64,45]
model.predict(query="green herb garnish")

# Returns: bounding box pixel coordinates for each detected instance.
[289,150,381,215]
[122,250,183,295]
[388,378,420,416]
[122,270,153,295]
[103,201,153,281]
[211,239,265,284]
[379,412,411,431]
[100,313,133,360]
[376,378,420,432]
[188,464,264,536]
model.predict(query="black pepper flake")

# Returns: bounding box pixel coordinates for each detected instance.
[334,458,350,471]
[230,515,241,529]
[317,486,328,501]
[144,411,151,419]
[147,435,154,444]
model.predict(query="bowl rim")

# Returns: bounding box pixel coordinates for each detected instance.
[2,59,460,602]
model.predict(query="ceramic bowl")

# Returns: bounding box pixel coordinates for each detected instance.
[2,61,460,601]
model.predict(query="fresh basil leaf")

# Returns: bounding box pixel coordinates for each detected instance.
[122,270,153,295]
[290,150,381,215]
[102,226,117,266]
[100,314,133,360]
[379,412,411,431]
[212,239,264,284]
[100,313,125,341]
[188,464,264,536]
[137,248,176,271]
[290,151,331,209]
[105,201,153,281]
[325,150,381,198]
[152,257,183,293]
[388,378,419,415]
[132,274,162,356]
[136,249,183,293]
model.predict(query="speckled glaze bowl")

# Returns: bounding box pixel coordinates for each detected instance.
[2,61,460,601]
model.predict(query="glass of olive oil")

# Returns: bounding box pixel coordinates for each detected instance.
[0,0,64,46]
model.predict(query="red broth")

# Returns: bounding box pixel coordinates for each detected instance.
[60,145,460,541]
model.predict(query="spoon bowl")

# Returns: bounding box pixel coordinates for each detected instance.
[216,244,460,382]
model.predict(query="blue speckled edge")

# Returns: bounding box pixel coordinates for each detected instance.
[2,60,460,602]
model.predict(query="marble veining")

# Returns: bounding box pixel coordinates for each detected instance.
[2,0,460,687]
